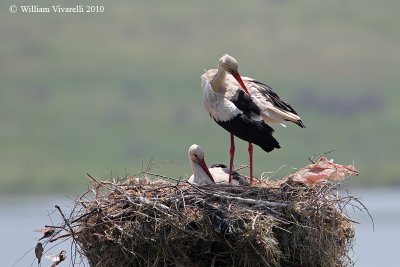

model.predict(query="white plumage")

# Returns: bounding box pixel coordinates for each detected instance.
[201,75,243,122]
[201,62,304,127]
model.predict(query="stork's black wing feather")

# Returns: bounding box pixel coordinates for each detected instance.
[251,80,300,116]
[230,90,261,117]
[216,113,281,153]
[210,164,227,168]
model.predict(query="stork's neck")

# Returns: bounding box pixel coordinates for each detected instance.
[210,65,227,93]
[190,160,212,185]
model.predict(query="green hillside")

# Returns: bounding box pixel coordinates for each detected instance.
[1,0,399,193]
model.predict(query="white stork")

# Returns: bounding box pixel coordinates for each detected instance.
[187,144,247,186]
[201,54,305,184]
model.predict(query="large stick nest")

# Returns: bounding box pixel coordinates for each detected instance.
[50,171,360,267]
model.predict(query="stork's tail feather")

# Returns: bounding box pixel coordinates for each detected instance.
[295,120,306,128]
[263,106,305,128]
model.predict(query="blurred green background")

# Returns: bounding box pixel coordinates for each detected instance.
[1,0,399,193]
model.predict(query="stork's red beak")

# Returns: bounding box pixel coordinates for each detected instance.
[232,72,250,95]
[198,158,215,183]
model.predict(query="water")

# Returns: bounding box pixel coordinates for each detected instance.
[348,189,400,266]
[0,196,80,267]
[2,189,399,267]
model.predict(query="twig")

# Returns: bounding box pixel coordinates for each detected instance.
[142,171,185,183]
[50,232,78,243]
[55,205,77,241]
[70,208,100,224]
[191,185,288,208]
[309,150,336,163]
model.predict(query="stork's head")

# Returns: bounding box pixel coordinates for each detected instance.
[219,54,239,75]
[188,144,205,163]
[218,54,250,95]
[188,144,215,183]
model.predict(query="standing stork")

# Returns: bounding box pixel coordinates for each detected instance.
[201,54,305,184]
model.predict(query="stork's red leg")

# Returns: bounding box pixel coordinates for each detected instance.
[229,134,235,183]
[248,142,254,185]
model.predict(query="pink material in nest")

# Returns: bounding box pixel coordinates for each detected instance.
[288,157,359,185]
